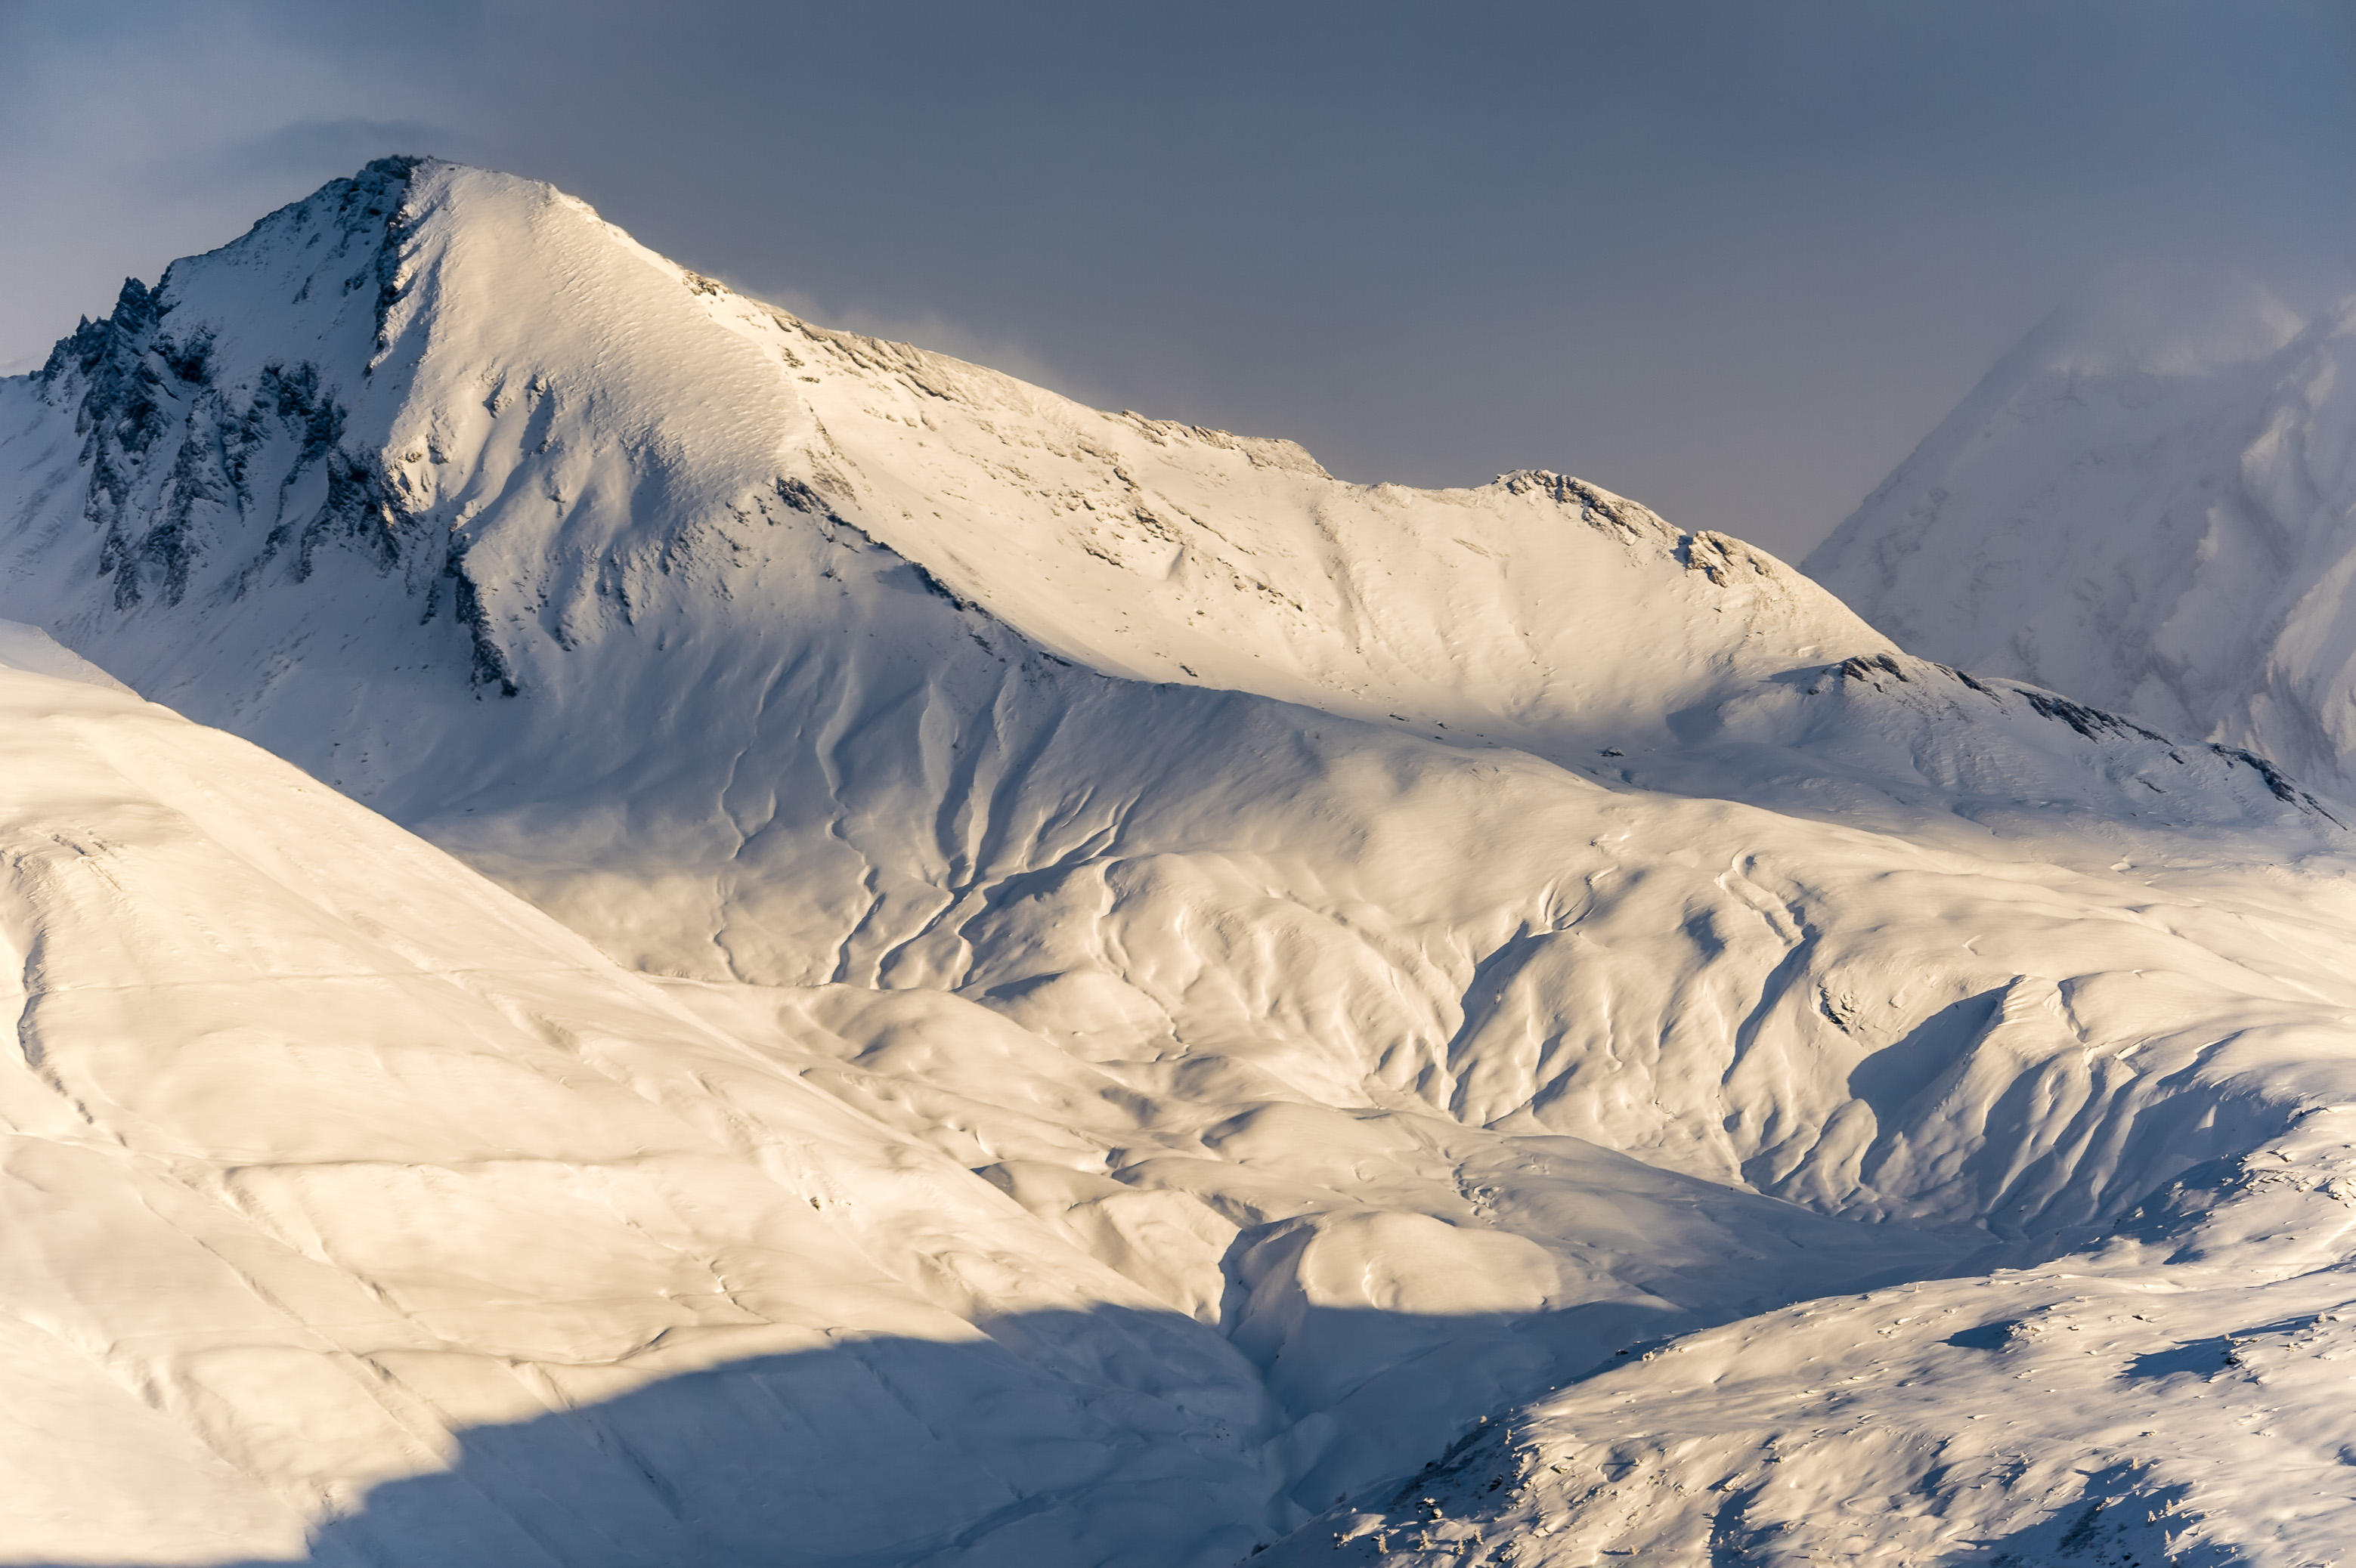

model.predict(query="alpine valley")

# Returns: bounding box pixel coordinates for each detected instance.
[4,159,2355,1566]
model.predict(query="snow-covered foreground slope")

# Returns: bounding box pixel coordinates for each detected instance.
[0,621,2108,1567]
[3,619,1941,1567]
[1810,274,2356,806]
[5,162,2356,1563]
[1267,1110,2356,1565]
[0,627,1314,1566]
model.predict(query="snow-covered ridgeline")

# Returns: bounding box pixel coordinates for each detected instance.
[4,161,2356,1563]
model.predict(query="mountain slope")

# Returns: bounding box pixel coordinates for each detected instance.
[4,158,2342,1226]
[5,162,2356,1562]
[1808,274,2356,804]
[1267,1103,2356,1566]
[0,624,1295,1566]
[0,621,2027,1566]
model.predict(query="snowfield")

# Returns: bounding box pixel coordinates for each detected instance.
[2,159,2355,1564]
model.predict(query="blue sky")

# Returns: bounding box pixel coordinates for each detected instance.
[4,1,2351,558]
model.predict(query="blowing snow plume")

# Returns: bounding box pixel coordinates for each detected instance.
[4,159,2356,1565]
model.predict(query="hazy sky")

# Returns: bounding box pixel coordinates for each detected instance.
[4,2,2352,560]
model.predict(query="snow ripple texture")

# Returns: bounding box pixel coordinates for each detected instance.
[2,163,2354,1565]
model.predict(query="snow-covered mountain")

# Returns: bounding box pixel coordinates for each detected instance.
[5,160,2356,1564]
[1809,271,2356,805]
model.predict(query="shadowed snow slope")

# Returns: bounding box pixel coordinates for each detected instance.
[5,162,2356,1563]
[1809,273,2356,806]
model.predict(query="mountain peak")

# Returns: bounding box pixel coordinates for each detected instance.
[1810,268,2356,800]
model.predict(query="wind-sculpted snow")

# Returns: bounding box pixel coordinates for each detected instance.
[1810,273,2356,806]
[4,162,2356,1562]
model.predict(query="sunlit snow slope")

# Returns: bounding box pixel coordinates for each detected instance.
[5,161,2356,1564]
[0,626,1297,1566]
[1810,273,2356,806]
